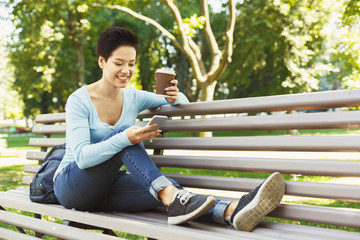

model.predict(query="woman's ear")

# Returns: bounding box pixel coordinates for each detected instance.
[98,56,105,69]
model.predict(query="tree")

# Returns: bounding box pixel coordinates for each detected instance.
[6,0,357,121]
[92,0,236,101]
[343,0,360,25]
[0,42,24,123]
[217,0,334,99]
[7,0,91,117]
[327,0,360,90]
[6,0,171,118]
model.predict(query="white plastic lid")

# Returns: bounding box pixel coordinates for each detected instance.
[155,68,176,75]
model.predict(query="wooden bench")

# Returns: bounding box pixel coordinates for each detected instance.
[1,89,360,239]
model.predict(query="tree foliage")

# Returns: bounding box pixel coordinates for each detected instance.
[6,0,163,118]
[7,0,89,117]
[3,0,359,120]
[217,0,335,99]
[92,0,236,101]
[343,0,360,25]
[328,0,360,89]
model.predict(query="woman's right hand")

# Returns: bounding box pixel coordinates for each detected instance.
[126,124,162,145]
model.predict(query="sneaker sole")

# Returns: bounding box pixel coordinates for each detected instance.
[168,196,216,225]
[232,172,286,232]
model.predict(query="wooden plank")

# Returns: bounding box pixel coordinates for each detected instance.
[22,176,32,185]
[24,165,39,174]
[21,172,360,201]
[6,189,351,240]
[145,135,360,152]
[117,211,360,240]
[8,187,29,195]
[26,149,360,176]
[0,227,40,240]
[3,189,32,199]
[140,111,360,132]
[28,138,65,147]
[0,210,123,240]
[26,151,47,161]
[269,203,360,229]
[152,155,360,177]
[256,221,360,240]
[35,113,66,124]
[139,89,360,117]
[167,174,360,201]
[37,110,360,133]
[110,212,310,240]
[22,165,360,200]
[25,137,360,178]
[32,124,66,135]
[0,189,359,239]
[0,192,249,240]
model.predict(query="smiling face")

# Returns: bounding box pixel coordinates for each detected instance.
[98,46,136,88]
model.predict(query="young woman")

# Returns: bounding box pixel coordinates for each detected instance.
[53,26,285,231]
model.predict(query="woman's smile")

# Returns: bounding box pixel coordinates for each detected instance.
[116,75,129,83]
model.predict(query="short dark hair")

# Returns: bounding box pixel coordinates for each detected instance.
[96,26,139,62]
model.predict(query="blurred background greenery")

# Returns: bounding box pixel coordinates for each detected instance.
[0,1,360,236]
[0,0,359,126]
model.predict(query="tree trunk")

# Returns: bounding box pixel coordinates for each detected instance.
[199,81,217,137]
[75,42,85,87]
[67,8,85,88]
[286,110,299,135]
[199,81,217,102]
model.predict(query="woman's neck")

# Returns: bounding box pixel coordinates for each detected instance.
[89,78,122,100]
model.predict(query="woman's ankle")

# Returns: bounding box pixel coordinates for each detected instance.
[158,185,179,205]
[224,200,238,218]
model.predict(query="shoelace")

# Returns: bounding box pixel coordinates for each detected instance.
[176,190,194,205]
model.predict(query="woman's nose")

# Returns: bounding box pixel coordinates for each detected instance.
[120,66,129,73]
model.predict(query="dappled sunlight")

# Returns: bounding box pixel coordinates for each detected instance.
[0,165,30,191]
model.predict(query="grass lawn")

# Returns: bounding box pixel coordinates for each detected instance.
[0,165,30,191]
[5,134,65,148]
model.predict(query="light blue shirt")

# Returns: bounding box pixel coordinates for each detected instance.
[54,86,189,180]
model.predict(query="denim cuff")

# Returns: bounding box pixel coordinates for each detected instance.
[213,200,232,224]
[149,175,173,200]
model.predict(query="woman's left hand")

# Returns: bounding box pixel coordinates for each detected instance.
[153,80,179,103]
[164,79,179,103]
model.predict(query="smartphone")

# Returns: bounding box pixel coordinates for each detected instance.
[145,115,168,132]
